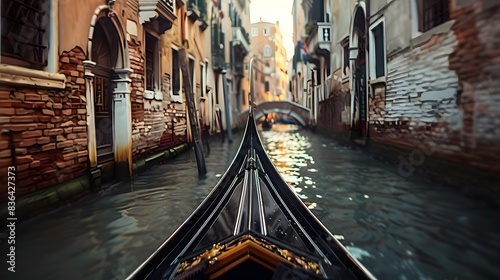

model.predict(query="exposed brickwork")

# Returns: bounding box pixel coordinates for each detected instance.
[129,41,187,160]
[129,40,144,123]
[0,47,88,200]
[368,2,500,173]
[448,2,500,170]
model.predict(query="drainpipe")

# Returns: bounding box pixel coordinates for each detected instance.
[222,68,232,142]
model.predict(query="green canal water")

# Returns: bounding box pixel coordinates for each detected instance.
[1,124,499,279]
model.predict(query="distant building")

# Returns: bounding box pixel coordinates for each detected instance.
[250,20,288,102]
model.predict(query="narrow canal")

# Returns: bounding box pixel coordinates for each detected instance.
[3,124,500,280]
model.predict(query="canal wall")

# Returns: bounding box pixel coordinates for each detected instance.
[318,70,351,134]
[0,143,189,222]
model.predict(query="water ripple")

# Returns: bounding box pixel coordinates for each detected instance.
[7,125,500,280]
[260,124,500,280]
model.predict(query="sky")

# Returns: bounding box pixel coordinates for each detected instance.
[249,0,294,61]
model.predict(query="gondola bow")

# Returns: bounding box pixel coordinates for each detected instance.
[127,107,375,280]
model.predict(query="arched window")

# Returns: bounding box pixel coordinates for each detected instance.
[264,45,271,56]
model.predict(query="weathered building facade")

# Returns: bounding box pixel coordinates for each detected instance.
[0,0,250,214]
[292,0,500,185]
[209,0,251,132]
[291,0,331,125]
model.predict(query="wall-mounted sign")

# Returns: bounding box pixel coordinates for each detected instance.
[318,25,331,43]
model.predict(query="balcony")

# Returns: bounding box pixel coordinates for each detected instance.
[187,5,200,21]
[138,0,179,33]
[231,26,251,55]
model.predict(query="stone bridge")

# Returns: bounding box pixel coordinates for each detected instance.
[238,101,311,127]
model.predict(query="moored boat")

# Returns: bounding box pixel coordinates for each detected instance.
[127,59,375,280]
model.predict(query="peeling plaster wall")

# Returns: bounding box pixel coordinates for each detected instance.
[317,0,500,174]
[369,1,500,173]
[58,0,128,55]
[130,3,213,160]
[379,30,459,127]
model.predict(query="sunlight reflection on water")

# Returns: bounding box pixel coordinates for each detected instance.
[260,124,500,280]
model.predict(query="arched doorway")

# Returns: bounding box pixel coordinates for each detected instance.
[86,13,132,183]
[350,6,368,137]
[92,18,116,166]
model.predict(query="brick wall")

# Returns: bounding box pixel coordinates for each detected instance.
[0,47,88,199]
[315,2,500,175]
[129,41,187,160]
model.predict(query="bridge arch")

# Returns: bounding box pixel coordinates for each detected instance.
[240,101,311,127]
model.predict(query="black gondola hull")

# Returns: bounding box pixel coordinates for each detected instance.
[127,111,375,280]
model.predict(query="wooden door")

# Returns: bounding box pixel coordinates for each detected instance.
[93,66,114,163]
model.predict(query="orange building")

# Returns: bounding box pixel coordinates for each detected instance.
[250,20,288,102]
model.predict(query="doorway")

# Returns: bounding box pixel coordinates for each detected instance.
[352,7,368,137]
[91,17,119,181]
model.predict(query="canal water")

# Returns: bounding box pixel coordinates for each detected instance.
[2,124,500,280]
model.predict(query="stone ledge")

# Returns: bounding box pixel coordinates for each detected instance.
[0,142,190,222]
[370,76,386,85]
[411,20,456,48]
[0,173,92,222]
[0,64,66,89]
[133,142,189,174]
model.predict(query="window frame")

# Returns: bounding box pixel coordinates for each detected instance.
[252,28,258,36]
[368,18,387,81]
[200,61,205,98]
[145,32,158,91]
[145,32,162,100]
[189,55,195,86]
[420,0,450,33]
[263,27,270,36]
[171,46,183,103]
[340,36,350,81]
[263,45,271,56]
[1,0,57,71]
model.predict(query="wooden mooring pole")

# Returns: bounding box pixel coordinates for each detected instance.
[179,49,207,175]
